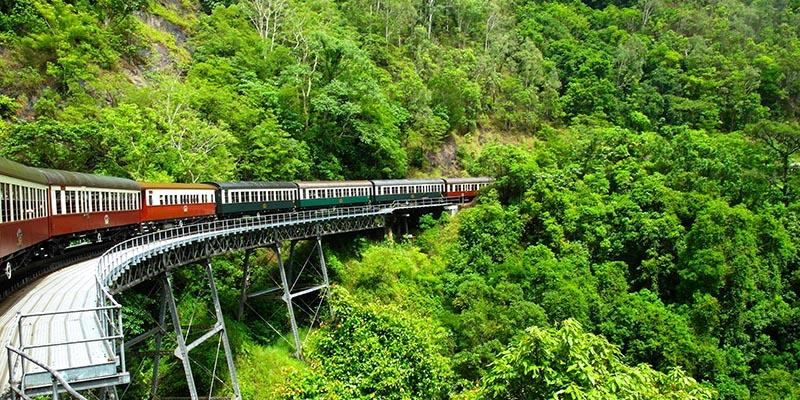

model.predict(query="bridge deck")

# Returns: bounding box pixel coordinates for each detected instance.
[0,258,119,397]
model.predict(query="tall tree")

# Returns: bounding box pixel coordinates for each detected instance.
[747,121,800,203]
[242,0,288,54]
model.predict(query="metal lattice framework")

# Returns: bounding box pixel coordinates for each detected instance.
[103,212,388,294]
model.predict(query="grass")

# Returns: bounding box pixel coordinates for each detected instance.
[235,336,308,399]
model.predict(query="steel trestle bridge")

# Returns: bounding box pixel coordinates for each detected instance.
[1,198,463,400]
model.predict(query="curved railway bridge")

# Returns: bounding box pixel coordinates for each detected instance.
[0,198,462,400]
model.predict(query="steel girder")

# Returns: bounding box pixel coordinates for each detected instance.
[109,214,386,294]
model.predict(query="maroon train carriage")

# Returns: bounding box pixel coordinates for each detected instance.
[139,182,217,231]
[37,168,142,248]
[1,157,51,281]
[443,177,495,200]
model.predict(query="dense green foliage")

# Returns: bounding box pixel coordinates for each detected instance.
[274,286,454,398]
[4,0,800,398]
[477,319,713,399]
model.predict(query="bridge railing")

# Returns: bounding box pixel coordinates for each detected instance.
[5,313,88,400]
[4,299,124,399]
[95,203,393,290]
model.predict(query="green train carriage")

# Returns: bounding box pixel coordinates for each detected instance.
[207,181,298,216]
[370,179,445,203]
[297,181,372,208]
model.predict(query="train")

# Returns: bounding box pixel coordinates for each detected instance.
[1,156,493,286]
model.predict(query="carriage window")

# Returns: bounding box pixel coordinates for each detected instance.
[11,185,19,221]
[65,191,74,214]
[37,188,45,218]
[74,191,81,214]
[1,184,7,222]
[6,185,11,221]
[54,189,62,215]
[0,183,6,223]
[22,187,29,219]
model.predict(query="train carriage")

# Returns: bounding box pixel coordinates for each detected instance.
[38,168,141,240]
[0,158,50,272]
[297,181,372,209]
[371,179,445,203]
[208,181,298,216]
[444,177,494,200]
[139,182,217,228]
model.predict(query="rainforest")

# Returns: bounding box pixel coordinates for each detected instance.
[1,0,800,398]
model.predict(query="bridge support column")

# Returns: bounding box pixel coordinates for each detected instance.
[158,263,242,400]
[161,272,199,400]
[317,236,333,317]
[276,243,302,358]
[205,259,242,400]
[240,237,332,359]
[237,249,253,322]
[151,293,167,400]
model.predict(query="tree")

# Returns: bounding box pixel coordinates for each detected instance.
[614,35,646,91]
[476,319,715,400]
[747,121,800,203]
[242,0,288,54]
[273,287,454,399]
[236,117,312,181]
[152,76,238,182]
